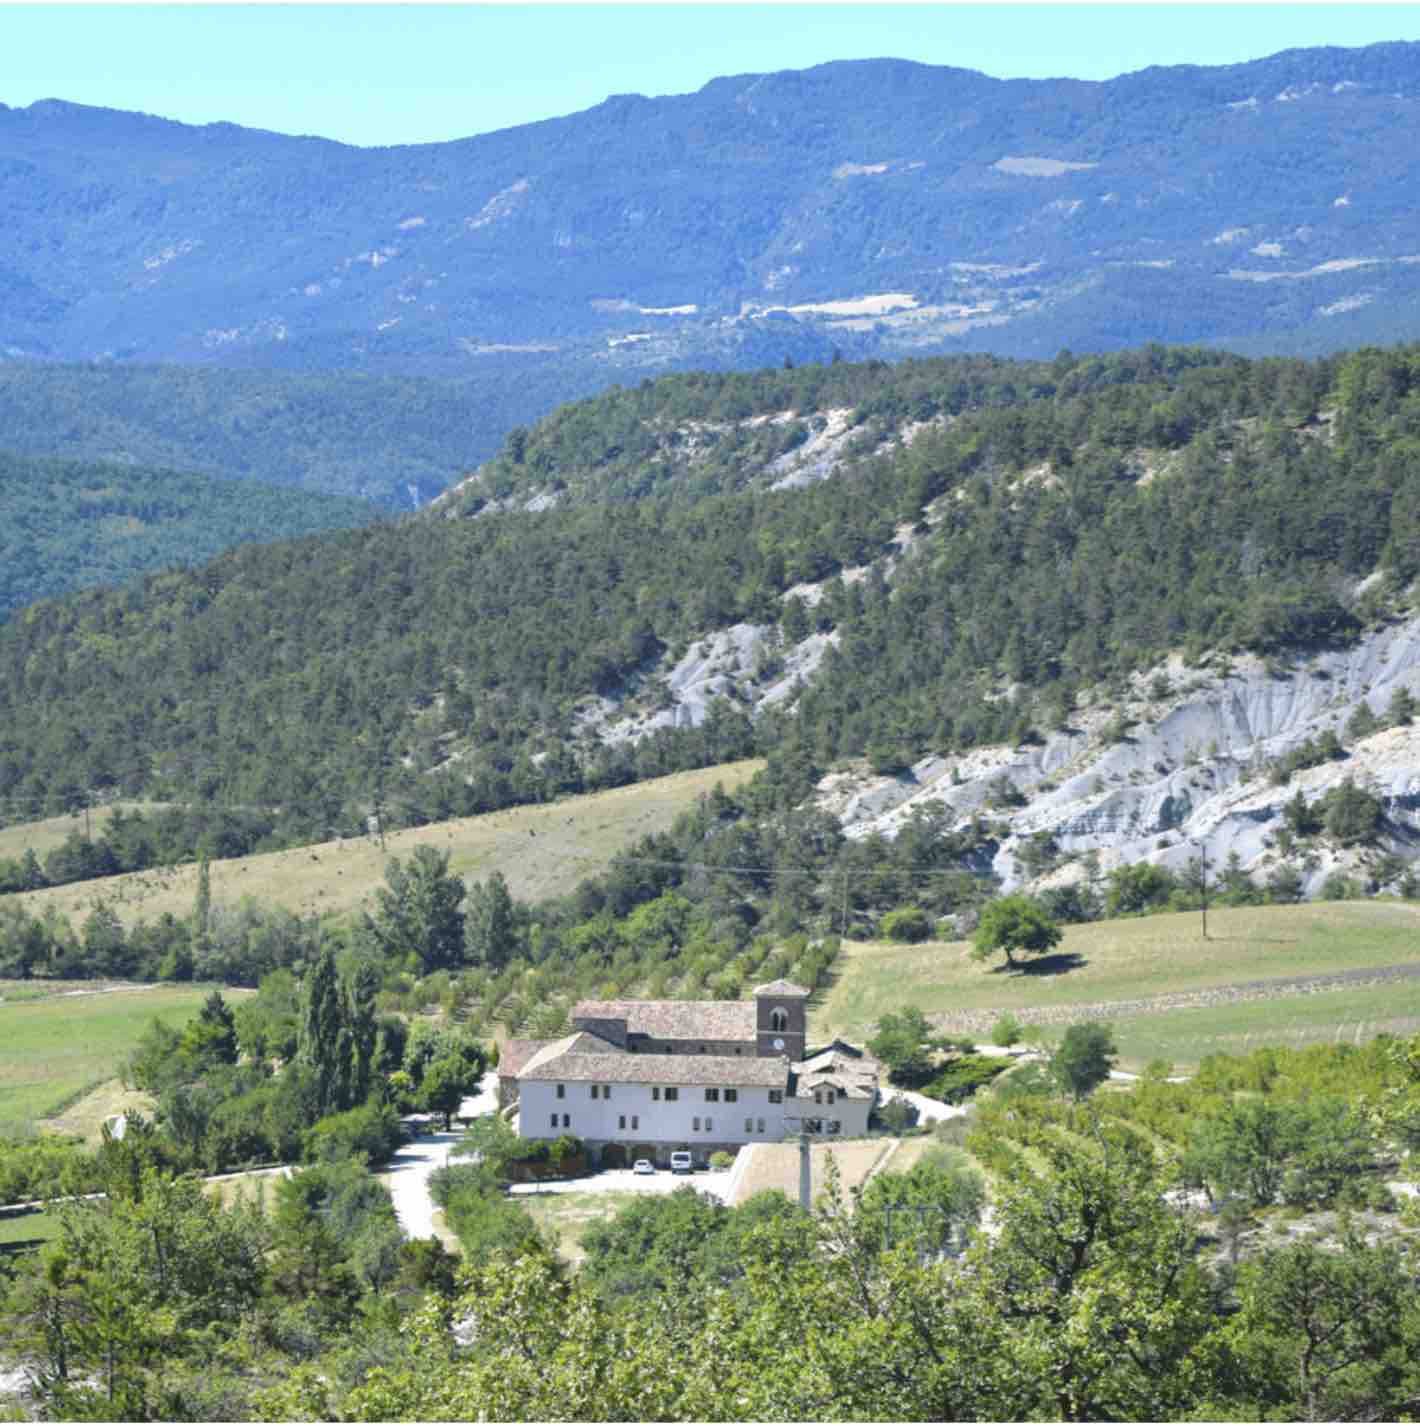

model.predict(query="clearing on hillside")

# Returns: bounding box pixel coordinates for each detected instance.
[813,901,1420,1069]
[10,760,764,929]
[0,803,161,864]
[0,984,243,1134]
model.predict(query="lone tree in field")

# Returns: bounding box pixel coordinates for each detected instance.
[971,894,1062,970]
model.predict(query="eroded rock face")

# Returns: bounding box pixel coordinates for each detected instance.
[577,622,838,745]
[824,614,1420,896]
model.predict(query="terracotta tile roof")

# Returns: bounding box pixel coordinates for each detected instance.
[572,998,757,1042]
[497,1039,556,1078]
[752,979,811,998]
[519,1031,619,1078]
[792,1047,881,1101]
[519,1047,791,1089]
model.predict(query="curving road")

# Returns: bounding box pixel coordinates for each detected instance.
[384,1080,499,1246]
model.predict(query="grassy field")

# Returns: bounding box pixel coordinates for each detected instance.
[0,802,160,863]
[816,902,1420,1031]
[38,1078,156,1143]
[518,1189,644,1266]
[0,985,234,1134]
[9,760,763,929]
[1111,981,1420,1068]
[813,901,1420,1071]
[0,1206,60,1253]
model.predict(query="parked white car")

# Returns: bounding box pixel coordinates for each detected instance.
[669,1151,694,1174]
[632,1158,655,1175]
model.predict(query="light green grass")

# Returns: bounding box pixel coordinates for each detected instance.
[0,1206,60,1250]
[0,986,232,1132]
[519,1190,642,1266]
[1110,982,1420,1070]
[11,760,764,929]
[814,901,1420,1042]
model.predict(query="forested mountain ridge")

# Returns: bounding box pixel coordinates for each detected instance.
[0,449,381,618]
[0,363,544,508]
[6,42,1420,489]
[2,342,1418,862]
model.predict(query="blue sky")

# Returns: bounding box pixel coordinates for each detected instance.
[4,4,1419,148]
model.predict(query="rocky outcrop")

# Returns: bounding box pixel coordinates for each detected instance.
[824,613,1420,896]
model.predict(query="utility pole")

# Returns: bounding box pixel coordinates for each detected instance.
[1195,839,1209,941]
[784,1116,815,1211]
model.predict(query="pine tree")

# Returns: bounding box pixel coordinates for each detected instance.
[465,872,518,970]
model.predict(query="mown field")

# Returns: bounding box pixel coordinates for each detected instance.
[0,984,237,1135]
[813,901,1420,1070]
[9,760,764,930]
[0,803,162,864]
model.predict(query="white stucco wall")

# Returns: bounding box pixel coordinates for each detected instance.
[518,1077,875,1146]
[519,1077,791,1146]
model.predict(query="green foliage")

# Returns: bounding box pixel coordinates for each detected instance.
[1182,1097,1374,1209]
[922,1054,1012,1104]
[1049,1021,1118,1100]
[305,1099,406,1166]
[0,447,381,617]
[2,343,1414,851]
[1319,776,1385,847]
[1105,861,1178,916]
[971,894,1062,968]
[990,1012,1023,1047]
[368,848,466,977]
[867,1006,936,1088]
[879,905,932,943]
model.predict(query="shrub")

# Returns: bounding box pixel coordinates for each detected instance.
[709,1150,735,1170]
[304,1099,406,1166]
[880,906,932,943]
[990,1013,1023,1048]
[922,1055,1010,1104]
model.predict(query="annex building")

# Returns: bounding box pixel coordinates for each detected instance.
[497,980,881,1168]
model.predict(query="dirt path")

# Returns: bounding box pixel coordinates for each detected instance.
[926,961,1420,1036]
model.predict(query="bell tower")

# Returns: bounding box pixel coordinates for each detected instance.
[752,979,809,1060]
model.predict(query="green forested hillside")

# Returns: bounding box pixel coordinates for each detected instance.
[0,451,381,619]
[2,344,1418,836]
[0,363,537,508]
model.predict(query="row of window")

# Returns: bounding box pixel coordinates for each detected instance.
[550,1114,836,1136]
[555,1084,788,1103]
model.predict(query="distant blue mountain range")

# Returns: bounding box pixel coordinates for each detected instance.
[3,42,1420,499]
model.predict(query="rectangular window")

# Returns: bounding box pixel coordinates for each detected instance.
[665,1087,679,1102]
[705,1088,719,1102]
[757,1118,766,1134]
[693,1117,701,1132]
[556,1084,565,1100]
[603,1084,611,1099]
[829,1120,841,1135]
[590,1085,599,1099]
[724,1089,738,1103]
[769,1090,783,1104]
[550,1113,558,1128]
[618,1115,626,1130]
[632,1116,639,1131]
[745,1117,754,1133]
[563,1113,571,1128]
[705,1118,713,1133]
[652,1087,661,1101]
